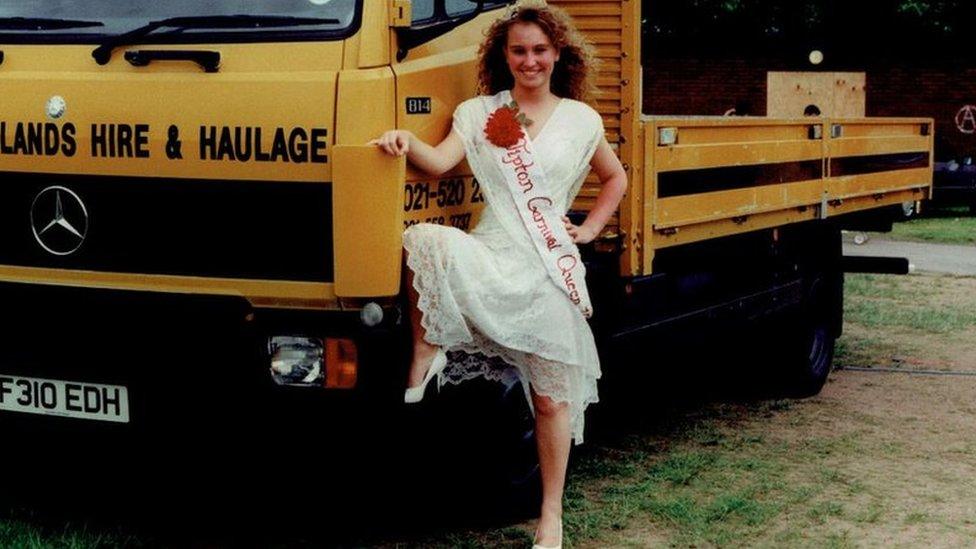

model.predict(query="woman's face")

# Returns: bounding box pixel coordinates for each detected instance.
[504,21,559,92]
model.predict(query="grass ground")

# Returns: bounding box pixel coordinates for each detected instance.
[0,513,139,548]
[887,206,976,245]
[375,271,976,548]
[496,272,975,548]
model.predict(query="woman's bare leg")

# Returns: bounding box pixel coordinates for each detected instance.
[405,251,440,387]
[531,390,571,546]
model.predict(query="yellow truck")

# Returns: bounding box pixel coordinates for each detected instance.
[0,1,931,500]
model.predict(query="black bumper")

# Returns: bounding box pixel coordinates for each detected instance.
[0,281,408,470]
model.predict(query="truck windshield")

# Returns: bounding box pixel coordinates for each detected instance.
[0,0,358,42]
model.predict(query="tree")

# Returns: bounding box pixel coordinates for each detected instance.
[645,0,973,61]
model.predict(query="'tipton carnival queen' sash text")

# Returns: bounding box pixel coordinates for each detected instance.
[488,135,593,318]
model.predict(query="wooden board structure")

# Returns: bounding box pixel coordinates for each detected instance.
[767,72,866,118]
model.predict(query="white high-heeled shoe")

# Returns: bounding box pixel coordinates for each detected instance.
[532,521,562,549]
[403,348,447,404]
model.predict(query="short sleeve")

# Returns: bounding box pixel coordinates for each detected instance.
[451,97,481,148]
[576,104,605,173]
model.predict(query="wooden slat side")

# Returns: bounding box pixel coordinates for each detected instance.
[655,141,825,172]
[836,123,924,138]
[655,180,825,228]
[649,208,820,250]
[829,136,931,158]
[827,167,933,199]
[669,124,818,145]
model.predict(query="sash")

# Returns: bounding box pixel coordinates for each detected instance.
[486,114,593,318]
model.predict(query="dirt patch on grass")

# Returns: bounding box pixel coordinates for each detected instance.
[752,371,976,548]
[560,272,976,547]
[560,369,976,548]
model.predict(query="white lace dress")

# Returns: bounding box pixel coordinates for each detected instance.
[402,90,604,443]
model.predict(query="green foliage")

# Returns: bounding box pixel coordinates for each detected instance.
[0,516,140,549]
[645,0,975,59]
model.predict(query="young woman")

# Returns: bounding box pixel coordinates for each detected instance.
[372,4,627,547]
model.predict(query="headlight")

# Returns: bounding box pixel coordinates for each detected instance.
[267,336,357,389]
[269,336,323,386]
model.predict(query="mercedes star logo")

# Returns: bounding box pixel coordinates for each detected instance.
[30,186,89,256]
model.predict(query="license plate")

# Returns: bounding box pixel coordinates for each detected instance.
[0,374,129,423]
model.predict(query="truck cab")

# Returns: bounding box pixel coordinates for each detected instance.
[0,1,520,478]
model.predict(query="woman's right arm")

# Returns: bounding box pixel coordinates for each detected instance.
[370,129,466,177]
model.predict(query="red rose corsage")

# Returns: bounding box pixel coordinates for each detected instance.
[484,101,533,148]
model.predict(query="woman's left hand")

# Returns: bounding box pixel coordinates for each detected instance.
[562,216,599,244]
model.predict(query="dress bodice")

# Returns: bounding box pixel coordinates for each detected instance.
[451,91,604,242]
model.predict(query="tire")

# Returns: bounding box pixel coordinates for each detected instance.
[774,274,838,397]
[780,314,835,397]
[768,223,844,397]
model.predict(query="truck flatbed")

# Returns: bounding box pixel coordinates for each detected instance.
[552,0,933,275]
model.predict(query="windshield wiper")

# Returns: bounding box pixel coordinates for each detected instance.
[0,17,103,31]
[92,15,340,65]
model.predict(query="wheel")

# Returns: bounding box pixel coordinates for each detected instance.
[779,312,835,397]
[852,231,869,245]
[765,223,842,397]
[773,273,839,397]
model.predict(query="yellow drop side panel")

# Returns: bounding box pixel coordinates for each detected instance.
[642,116,933,270]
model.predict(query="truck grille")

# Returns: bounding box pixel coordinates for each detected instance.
[0,172,333,282]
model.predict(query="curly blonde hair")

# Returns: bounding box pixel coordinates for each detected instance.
[477,2,596,101]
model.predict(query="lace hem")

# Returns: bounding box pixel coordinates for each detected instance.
[403,225,577,365]
[441,345,599,445]
[403,225,459,346]
[403,224,600,444]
